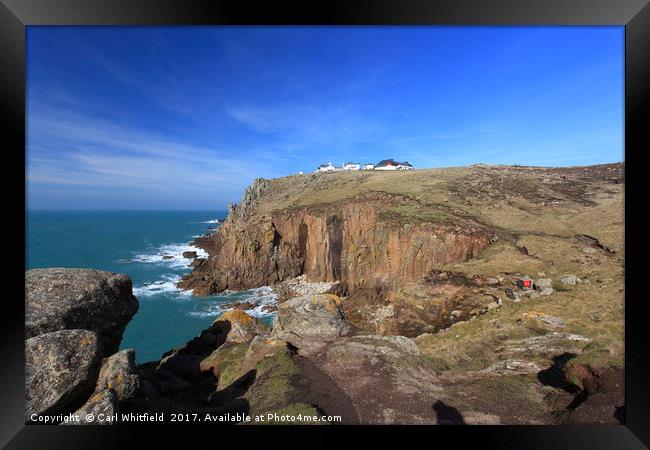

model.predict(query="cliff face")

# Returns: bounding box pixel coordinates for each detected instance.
[178,187,493,298]
[178,175,496,337]
[179,163,624,337]
[28,162,625,425]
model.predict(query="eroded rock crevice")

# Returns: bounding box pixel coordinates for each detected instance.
[179,188,495,337]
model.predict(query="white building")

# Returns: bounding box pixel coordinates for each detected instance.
[314,163,336,173]
[375,159,414,171]
[363,163,375,170]
[342,162,361,171]
[375,159,398,170]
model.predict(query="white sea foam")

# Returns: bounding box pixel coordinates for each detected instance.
[187,304,226,318]
[131,243,208,268]
[128,238,277,320]
[133,274,193,298]
[245,286,279,318]
[187,286,278,319]
[189,219,221,224]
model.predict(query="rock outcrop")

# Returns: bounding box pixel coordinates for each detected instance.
[26,163,624,425]
[179,163,624,342]
[341,270,503,336]
[69,390,118,425]
[178,183,494,335]
[213,310,266,344]
[128,304,443,424]
[24,269,139,424]
[26,269,139,354]
[179,188,492,299]
[25,330,103,418]
[94,349,140,402]
[306,334,442,424]
[272,294,351,345]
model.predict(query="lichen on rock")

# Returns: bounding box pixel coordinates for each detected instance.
[26,268,139,355]
[26,329,103,419]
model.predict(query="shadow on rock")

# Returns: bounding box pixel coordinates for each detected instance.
[206,369,256,418]
[537,352,579,393]
[433,400,465,425]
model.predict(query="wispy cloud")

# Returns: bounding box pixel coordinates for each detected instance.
[224,101,382,147]
[26,27,624,208]
[26,98,285,205]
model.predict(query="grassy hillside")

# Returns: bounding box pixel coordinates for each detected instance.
[255,163,624,371]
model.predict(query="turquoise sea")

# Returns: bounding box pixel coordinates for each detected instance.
[26,210,277,363]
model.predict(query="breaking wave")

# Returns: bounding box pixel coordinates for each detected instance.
[189,219,221,224]
[124,237,277,322]
[187,286,278,320]
[130,243,208,268]
[132,274,193,298]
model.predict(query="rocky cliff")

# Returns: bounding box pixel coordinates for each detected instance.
[181,182,493,294]
[178,176,499,336]
[26,162,625,425]
[179,163,624,337]
[25,269,140,423]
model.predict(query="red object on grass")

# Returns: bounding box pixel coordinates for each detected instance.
[516,279,533,289]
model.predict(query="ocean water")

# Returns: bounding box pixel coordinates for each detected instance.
[26,210,277,363]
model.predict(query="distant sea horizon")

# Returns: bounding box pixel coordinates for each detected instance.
[26,209,277,363]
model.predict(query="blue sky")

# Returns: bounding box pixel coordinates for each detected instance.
[27,26,624,210]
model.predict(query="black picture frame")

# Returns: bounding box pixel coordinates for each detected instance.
[3,0,648,447]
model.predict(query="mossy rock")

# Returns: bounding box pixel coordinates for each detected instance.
[243,344,306,413]
[200,342,249,390]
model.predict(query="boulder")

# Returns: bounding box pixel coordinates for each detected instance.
[69,389,118,425]
[25,269,139,355]
[26,330,103,418]
[94,349,140,402]
[583,247,597,254]
[272,294,350,343]
[561,274,582,286]
[534,278,553,291]
[182,251,197,259]
[213,310,262,343]
[539,287,554,296]
[162,255,173,259]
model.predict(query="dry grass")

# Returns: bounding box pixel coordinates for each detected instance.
[255,163,624,372]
